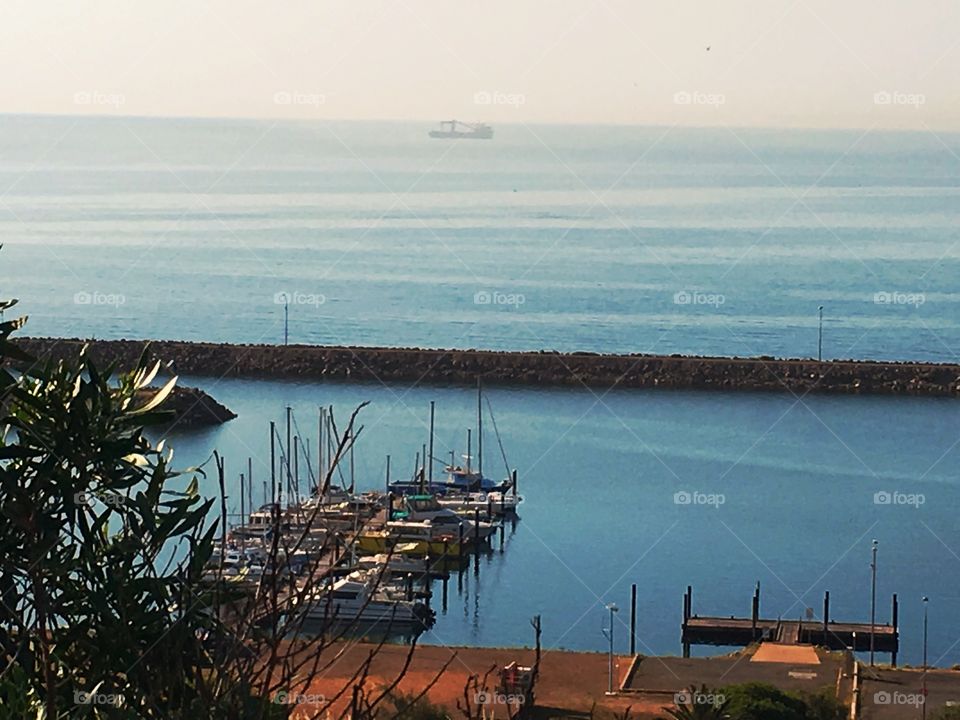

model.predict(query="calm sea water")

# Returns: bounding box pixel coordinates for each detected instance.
[158,378,960,666]
[2,115,959,360]
[3,116,960,665]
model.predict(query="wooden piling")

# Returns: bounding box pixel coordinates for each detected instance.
[891,594,898,667]
[824,591,830,636]
[751,582,760,638]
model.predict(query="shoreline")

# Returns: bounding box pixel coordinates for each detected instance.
[16,337,960,398]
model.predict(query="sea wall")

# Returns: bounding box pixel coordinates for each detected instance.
[16,337,960,398]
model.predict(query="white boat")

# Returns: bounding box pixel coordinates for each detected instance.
[396,496,499,539]
[437,491,522,515]
[290,570,432,626]
[357,553,429,576]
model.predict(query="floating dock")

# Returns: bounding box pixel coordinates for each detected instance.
[681,585,900,664]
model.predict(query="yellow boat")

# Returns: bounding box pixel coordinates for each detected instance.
[356,531,465,558]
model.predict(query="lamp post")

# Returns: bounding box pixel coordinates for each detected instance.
[923,596,929,720]
[283,294,290,346]
[602,603,619,695]
[818,306,824,362]
[870,539,878,666]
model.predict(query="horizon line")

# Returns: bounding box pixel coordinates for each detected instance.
[2,110,958,137]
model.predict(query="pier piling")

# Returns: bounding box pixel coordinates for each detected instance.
[824,591,830,635]
[892,593,898,667]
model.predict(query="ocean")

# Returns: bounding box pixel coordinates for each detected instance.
[3,115,959,665]
[3,114,959,360]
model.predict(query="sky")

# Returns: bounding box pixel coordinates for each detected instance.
[2,0,958,130]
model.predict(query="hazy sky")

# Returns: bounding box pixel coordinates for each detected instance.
[3,0,958,129]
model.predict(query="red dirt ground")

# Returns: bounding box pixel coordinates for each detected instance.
[277,642,668,719]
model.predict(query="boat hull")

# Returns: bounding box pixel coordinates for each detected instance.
[357,533,466,558]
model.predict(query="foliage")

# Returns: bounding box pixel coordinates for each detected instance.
[931,706,960,720]
[720,683,844,720]
[796,688,845,720]
[0,316,271,716]
[387,690,451,720]
[0,298,384,718]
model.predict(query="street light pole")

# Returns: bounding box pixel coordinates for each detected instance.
[818,306,824,362]
[602,603,619,695]
[923,596,929,720]
[870,539,878,666]
[284,295,290,346]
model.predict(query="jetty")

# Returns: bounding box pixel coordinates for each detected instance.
[681,585,900,663]
[17,337,960,397]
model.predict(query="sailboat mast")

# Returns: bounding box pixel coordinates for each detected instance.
[428,401,435,483]
[477,378,483,476]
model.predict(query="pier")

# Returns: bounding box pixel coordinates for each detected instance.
[681,585,900,663]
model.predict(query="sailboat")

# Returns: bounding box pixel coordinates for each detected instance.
[389,381,514,496]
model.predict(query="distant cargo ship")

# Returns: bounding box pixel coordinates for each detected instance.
[428,120,493,139]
